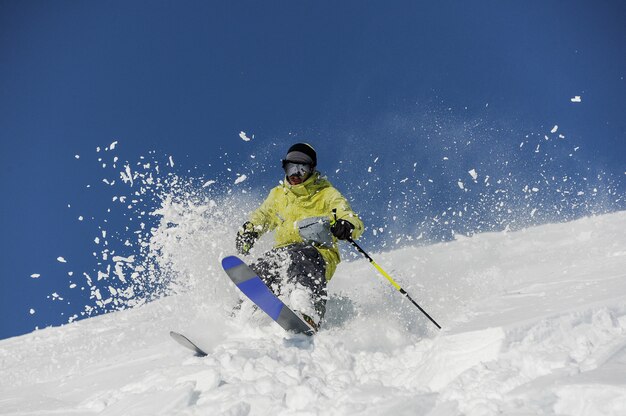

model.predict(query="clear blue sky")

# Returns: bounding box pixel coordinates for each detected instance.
[1,1,625,339]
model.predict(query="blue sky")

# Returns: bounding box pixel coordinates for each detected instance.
[1,1,624,339]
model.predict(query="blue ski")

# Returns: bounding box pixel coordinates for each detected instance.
[222,255,315,336]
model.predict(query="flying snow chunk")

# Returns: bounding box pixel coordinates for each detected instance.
[29,309,35,315]
[571,96,582,103]
[57,257,67,263]
[234,174,247,184]
[202,180,216,188]
[120,164,134,186]
[551,125,559,133]
[112,255,134,263]
[30,274,40,279]
[168,156,175,167]
[468,169,478,180]
[239,131,252,142]
[110,141,118,150]
[74,154,80,159]
[458,181,465,190]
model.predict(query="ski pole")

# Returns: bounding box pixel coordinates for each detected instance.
[346,237,442,330]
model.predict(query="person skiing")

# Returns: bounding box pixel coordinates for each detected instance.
[235,142,364,330]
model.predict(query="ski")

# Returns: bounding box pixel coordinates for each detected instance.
[222,255,315,336]
[169,331,207,356]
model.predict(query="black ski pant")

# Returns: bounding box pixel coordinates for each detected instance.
[250,243,328,319]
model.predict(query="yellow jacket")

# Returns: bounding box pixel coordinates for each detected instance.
[248,171,364,280]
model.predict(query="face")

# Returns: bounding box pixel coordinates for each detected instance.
[284,162,312,185]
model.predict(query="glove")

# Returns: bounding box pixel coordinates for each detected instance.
[331,219,355,240]
[236,222,259,255]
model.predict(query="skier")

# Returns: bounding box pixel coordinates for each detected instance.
[235,142,364,330]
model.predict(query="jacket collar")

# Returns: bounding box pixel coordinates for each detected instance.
[283,171,322,196]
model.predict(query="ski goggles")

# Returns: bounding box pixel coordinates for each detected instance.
[283,161,313,178]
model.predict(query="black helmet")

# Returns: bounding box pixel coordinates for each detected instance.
[282,143,317,168]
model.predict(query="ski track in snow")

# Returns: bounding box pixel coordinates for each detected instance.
[2,212,626,415]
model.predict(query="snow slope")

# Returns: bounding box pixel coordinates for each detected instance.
[2,211,626,415]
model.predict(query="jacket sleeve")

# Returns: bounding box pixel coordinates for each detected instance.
[325,187,365,240]
[248,188,281,235]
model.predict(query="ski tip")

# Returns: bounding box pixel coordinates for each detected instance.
[169,331,208,357]
[169,330,184,341]
[221,255,243,270]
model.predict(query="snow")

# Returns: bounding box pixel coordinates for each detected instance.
[239,131,253,142]
[551,125,559,133]
[56,256,67,263]
[30,274,40,278]
[112,255,134,263]
[468,169,478,181]
[3,211,625,414]
[234,174,247,184]
[571,95,582,103]
[120,164,134,187]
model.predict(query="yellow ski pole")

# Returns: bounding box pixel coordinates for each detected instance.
[346,237,442,330]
